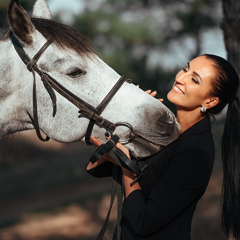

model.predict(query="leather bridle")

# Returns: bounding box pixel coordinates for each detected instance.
[9,31,133,145]
[9,32,152,240]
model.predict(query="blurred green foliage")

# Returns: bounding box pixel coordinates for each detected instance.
[0,0,222,111]
[69,0,221,110]
[0,1,227,239]
[0,0,35,10]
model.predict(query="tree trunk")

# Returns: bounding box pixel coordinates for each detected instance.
[222,0,240,78]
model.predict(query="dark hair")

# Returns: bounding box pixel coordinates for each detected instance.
[1,17,96,57]
[204,54,239,115]
[31,18,96,57]
[203,54,240,239]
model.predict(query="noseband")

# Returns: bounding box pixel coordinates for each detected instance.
[9,32,133,144]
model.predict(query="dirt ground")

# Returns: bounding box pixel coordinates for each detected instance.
[0,170,225,240]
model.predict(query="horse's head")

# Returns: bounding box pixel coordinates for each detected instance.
[0,0,181,157]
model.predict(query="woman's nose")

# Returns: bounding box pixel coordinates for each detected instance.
[175,71,186,84]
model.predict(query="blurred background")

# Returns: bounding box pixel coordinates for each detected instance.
[0,0,236,239]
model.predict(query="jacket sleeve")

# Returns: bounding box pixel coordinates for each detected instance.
[121,146,212,237]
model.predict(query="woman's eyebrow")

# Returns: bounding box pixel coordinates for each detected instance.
[188,62,203,82]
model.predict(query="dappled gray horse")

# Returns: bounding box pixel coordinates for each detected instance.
[0,0,181,157]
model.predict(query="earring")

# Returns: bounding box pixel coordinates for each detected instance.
[105,131,111,138]
[200,106,207,113]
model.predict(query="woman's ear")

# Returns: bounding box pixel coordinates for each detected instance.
[205,97,220,110]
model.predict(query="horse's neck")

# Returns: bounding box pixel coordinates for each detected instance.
[0,41,12,100]
[0,41,10,72]
[0,40,33,136]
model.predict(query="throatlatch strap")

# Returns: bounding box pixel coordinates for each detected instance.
[31,70,50,142]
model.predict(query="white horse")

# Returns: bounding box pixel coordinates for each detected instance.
[0,0,181,157]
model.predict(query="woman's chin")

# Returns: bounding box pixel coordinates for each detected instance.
[167,91,178,105]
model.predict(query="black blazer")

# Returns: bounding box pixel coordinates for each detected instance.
[87,116,215,240]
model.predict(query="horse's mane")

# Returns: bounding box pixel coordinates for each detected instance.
[1,18,96,57]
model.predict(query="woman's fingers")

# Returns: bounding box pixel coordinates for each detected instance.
[104,134,129,157]
[145,89,157,97]
[147,90,164,102]
[103,134,130,159]
[116,142,130,158]
[90,136,103,148]
[146,90,164,102]
[138,85,162,100]
[90,136,122,166]
[145,89,157,96]
[150,91,157,97]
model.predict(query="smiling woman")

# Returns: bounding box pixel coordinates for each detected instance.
[167,55,220,133]
[87,54,240,240]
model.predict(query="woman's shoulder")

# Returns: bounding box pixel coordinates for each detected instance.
[145,128,214,174]
[178,126,215,158]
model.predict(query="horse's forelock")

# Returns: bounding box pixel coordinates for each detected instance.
[0,18,96,57]
[31,18,96,57]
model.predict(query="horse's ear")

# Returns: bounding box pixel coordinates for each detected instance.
[8,0,35,45]
[33,0,52,19]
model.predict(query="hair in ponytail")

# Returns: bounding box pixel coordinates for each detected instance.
[203,54,240,239]
[222,96,240,239]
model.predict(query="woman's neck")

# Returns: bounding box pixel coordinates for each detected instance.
[177,108,206,133]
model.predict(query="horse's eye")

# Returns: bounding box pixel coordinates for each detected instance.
[67,68,86,78]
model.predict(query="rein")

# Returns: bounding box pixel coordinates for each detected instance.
[9,31,131,144]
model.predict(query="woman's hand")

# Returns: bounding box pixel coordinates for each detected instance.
[137,85,163,102]
[86,137,113,170]
[89,136,117,164]
[89,136,142,195]
[90,136,130,165]
[90,136,130,158]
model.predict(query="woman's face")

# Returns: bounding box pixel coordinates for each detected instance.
[167,56,216,111]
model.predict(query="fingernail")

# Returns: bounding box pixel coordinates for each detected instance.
[105,132,110,137]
